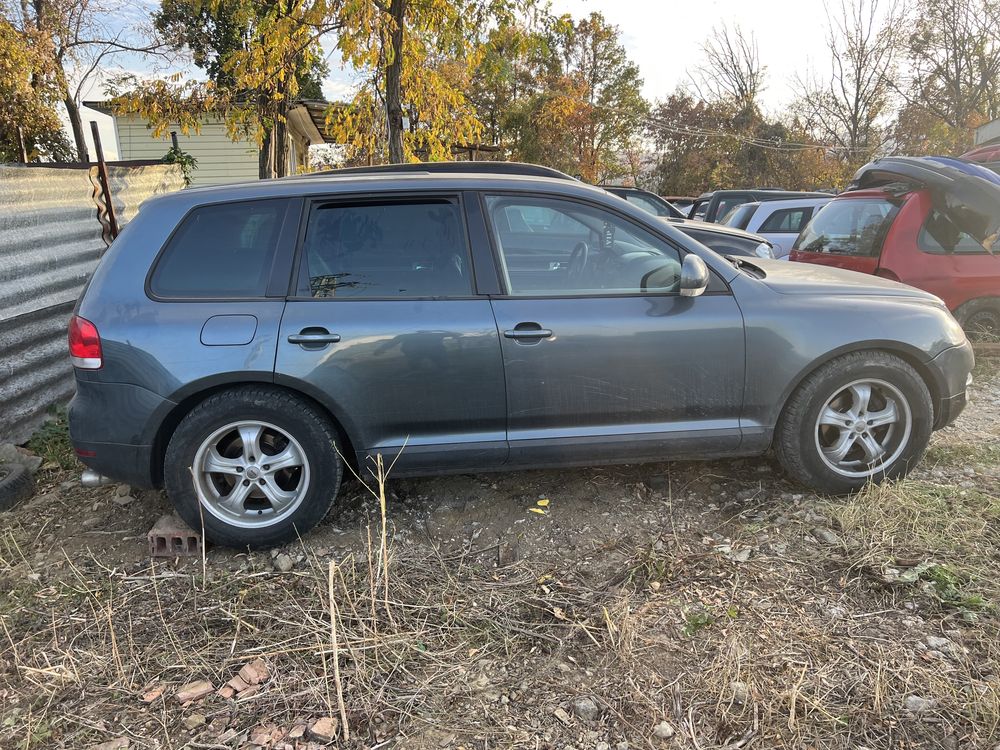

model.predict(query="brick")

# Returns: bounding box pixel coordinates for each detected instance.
[148,513,201,558]
[307,717,339,742]
[238,658,270,685]
[227,675,249,692]
[175,679,214,703]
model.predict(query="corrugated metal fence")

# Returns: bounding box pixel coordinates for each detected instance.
[0,163,184,444]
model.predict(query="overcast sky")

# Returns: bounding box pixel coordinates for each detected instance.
[84,0,837,158]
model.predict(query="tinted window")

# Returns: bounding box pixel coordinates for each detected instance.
[302,199,471,298]
[919,209,992,254]
[722,203,757,229]
[714,196,750,221]
[485,195,683,295]
[151,200,287,298]
[759,207,812,233]
[795,199,897,256]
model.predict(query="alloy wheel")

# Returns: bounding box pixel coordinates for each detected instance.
[814,379,912,479]
[192,420,310,528]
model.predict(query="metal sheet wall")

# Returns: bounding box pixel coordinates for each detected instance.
[0,163,184,444]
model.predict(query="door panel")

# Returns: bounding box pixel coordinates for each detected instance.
[276,300,507,472]
[492,295,746,465]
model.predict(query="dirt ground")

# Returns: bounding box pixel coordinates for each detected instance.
[2,363,999,750]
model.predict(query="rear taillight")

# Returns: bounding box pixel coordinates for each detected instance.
[68,315,102,369]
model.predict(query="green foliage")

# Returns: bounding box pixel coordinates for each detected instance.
[161,144,198,185]
[26,408,77,470]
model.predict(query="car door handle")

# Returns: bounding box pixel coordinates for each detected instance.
[503,328,553,340]
[288,331,341,346]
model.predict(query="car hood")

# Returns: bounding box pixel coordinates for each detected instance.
[751,258,942,302]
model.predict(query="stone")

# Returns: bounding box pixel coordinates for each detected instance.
[904,695,937,713]
[175,679,214,703]
[811,527,842,545]
[88,740,129,750]
[652,721,675,739]
[274,554,294,572]
[596,743,611,750]
[115,483,131,497]
[182,713,206,731]
[141,686,164,703]
[616,743,629,750]
[925,636,954,653]
[307,717,339,742]
[553,707,572,726]
[572,696,601,721]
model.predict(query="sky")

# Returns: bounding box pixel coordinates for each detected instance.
[80,0,836,159]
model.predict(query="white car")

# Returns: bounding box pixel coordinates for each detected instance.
[721,196,833,259]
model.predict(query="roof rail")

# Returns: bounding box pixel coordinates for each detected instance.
[308,161,576,181]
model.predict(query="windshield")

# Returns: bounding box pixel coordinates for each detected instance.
[621,191,682,218]
[795,198,898,257]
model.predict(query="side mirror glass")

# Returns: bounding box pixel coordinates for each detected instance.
[680,254,709,297]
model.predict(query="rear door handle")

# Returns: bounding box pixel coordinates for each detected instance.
[503,328,553,340]
[288,329,341,347]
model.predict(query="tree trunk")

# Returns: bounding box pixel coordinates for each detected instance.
[259,129,272,179]
[273,115,288,177]
[64,95,89,162]
[385,0,406,163]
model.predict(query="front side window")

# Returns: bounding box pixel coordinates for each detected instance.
[919,209,993,254]
[301,198,471,298]
[151,199,288,298]
[759,207,812,234]
[795,198,898,256]
[485,195,683,296]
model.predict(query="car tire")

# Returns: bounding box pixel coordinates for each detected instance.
[775,351,932,495]
[0,463,35,512]
[164,386,342,549]
[954,297,1000,341]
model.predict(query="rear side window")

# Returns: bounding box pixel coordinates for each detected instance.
[151,200,288,298]
[759,207,812,233]
[919,209,992,254]
[721,203,757,229]
[300,198,471,298]
[795,199,897,256]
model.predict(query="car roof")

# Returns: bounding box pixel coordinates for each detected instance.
[750,196,834,212]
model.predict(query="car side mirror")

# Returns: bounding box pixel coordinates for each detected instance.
[680,254,709,297]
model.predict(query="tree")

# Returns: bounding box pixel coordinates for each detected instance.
[9,0,163,161]
[111,0,339,177]
[795,0,900,164]
[0,12,73,160]
[895,0,1000,147]
[331,0,532,164]
[693,24,766,117]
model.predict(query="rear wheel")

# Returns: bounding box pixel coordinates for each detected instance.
[164,386,342,548]
[775,352,932,494]
[955,298,1000,341]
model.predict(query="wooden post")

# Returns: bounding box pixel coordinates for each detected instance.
[170,131,179,151]
[90,121,120,240]
[16,126,27,163]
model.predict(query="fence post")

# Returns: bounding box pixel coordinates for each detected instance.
[16,126,27,163]
[90,121,120,241]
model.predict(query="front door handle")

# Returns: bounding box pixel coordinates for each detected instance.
[503,327,553,340]
[288,329,341,348]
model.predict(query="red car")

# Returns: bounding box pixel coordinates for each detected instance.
[791,157,1000,336]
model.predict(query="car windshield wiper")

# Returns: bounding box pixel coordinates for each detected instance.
[725,255,766,278]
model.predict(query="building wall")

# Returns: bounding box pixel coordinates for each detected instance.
[975,118,1000,146]
[115,115,260,186]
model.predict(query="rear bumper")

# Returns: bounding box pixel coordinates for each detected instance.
[928,341,974,429]
[68,378,170,488]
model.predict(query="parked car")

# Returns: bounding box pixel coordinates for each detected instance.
[664,195,697,212]
[68,166,973,547]
[604,188,776,258]
[603,186,687,219]
[790,156,1000,338]
[721,197,833,259]
[689,189,831,223]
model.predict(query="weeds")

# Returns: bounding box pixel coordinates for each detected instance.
[24,408,77,470]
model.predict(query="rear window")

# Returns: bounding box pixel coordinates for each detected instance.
[795,198,897,257]
[150,200,287,298]
[300,198,471,298]
[919,209,992,254]
[722,203,757,229]
[759,207,812,234]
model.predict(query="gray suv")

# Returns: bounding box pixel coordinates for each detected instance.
[68,169,973,547]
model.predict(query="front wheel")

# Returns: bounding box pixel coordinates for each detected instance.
[775,352,933,494]
[164,386,342,548]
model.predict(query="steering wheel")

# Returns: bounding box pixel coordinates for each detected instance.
[568,241,590,279]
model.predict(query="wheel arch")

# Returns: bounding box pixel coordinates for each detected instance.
[150,378,360,486]
[771,342,941,439]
